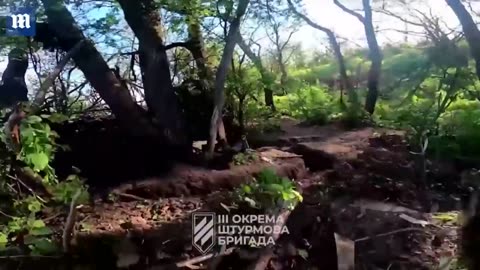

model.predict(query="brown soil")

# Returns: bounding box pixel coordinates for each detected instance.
[1,119,471,270]
[110,149,305,198]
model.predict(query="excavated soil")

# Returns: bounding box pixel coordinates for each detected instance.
[1,119,472,270]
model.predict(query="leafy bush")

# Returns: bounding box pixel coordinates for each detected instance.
[235,169,302,211]
[285,85,337,125]
[0,112,88,255]
[435,100,480,158]
[17,115,60,183]
[232,151,259,166]
[244,101,282,133]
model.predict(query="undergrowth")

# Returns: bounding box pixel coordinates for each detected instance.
[0,111,88,255]
[232,151,259,165]
[234,169,302,211]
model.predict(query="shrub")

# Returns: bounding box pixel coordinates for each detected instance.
[286,85,337,125]
[235,169,302,211]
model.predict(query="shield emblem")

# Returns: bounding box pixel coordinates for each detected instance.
[192,212,216,254]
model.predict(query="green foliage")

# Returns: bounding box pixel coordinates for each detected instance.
[0,112,88,256]
[235,169,302,210]
[47,174,89,205]
[284,86,337,125]
[232,151,258,165]
[17,115,60,183]
[244,103,281,133]
[0,195,57,255]
[434,100,480,158]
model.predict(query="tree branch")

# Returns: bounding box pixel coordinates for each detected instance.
[32,40,85,111]
[333,0,365,22]
[164,41,192,50]
[62,189,82,253]
[287,0,333,34]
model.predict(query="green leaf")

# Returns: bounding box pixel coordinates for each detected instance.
[28,153,49,171]
[265,184,284,192]
[31,219,46,229]
[48,113,69,123]
[20,128,35,142]
[282,191,293,201]
[242,185,252,194]
[290,190,303,201]
[0,232,8,249]
[28,200,42,213]
[30,226,53,236]
[26,115,42,124]
[29,238,57,254]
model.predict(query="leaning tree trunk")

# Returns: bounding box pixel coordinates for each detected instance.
[286,0,359,108]
[446,0,480,80]
[117,0,189,149]
[207,0,251,157]
[40,0,157,137]
[362,0,382,115]
[237,34,276,111]
[278,52,288,87]
[187,16,229,144]
[333,0,382,114]
[187,17,215,88]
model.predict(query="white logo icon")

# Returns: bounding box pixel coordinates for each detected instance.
[192,212,216,254]
[10,14,31,29]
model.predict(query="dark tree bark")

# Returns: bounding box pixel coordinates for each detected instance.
[187,17,215,87]
[117,0,189,148]
[334,0,382,114]
[446,0,480,80]
[287,0,359,108]
[207,0,251,157]
[186,16,229,145]
[40,0,158,137]
[237,34,276,110]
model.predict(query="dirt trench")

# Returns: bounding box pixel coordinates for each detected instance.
[1,121,468,270]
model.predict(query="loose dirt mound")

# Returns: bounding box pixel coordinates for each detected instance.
[111,148,306,198]
[7,120,469,270]
[284,128,462,269]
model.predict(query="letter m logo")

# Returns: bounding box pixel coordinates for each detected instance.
[192,212,216,254]
[6,8,36,36]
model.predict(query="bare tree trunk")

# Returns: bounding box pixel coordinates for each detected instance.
[287,0,358,107]
[40,0,157,137]
[264,88,275,111]
[446,0,480,80]
[207,0,251,157]
[186,16,229,144]
[187,17,215,87]
[237,34,276,110]
[278,52,288,86]
[362,0,382,114]
[334,0,382,114]
[238,95,246,133]
[117,0,188,148]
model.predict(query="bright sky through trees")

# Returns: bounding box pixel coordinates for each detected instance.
[0,0,476,87]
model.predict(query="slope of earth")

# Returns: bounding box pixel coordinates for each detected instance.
[1,119,471,270]
[256,121,465,270]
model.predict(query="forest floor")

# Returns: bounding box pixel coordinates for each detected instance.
[24,118,470,269]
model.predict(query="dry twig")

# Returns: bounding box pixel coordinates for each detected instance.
[62,189,82,253]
